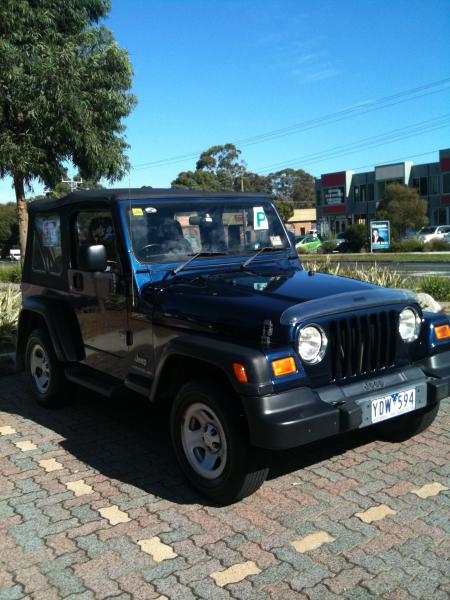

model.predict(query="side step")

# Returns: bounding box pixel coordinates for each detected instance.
[124,373,153,397]
[65,365,121,398]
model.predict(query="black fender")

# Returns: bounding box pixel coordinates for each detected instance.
[17,296,84,365]
[150,335,273,401]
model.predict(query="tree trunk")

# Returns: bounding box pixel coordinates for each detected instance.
[14,175,28,259]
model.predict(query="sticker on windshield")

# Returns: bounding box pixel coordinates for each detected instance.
[132,208,143,216]
[253,206,269,230]
[145,207,157,214]
[270,235,283,247]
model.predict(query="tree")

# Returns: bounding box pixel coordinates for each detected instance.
[29,171,104,203]
[377,183,428,240]
[172,170,222,192]
[196,144,245,190]
[343,223,369,252]
[273,199,294,222]
[267,169,316,208]
[0,1,136,255]
[0,203,19,257]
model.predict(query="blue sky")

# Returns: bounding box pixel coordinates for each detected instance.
[1,0,449,202]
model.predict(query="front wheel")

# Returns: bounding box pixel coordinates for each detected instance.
[171,380,270,505]
[374,402,440,443]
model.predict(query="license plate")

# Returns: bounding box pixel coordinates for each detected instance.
[371,389,416,424]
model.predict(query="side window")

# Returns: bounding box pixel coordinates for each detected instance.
[74,211,121,272]
[33,213,63,275]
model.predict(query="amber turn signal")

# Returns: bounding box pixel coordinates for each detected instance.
[434,324,450,340]
[232,362,248,383]
[272,356,297,378]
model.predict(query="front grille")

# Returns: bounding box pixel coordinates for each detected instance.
[329,310,398,381]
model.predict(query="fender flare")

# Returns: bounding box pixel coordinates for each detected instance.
[150,335,273,401]
[17,296,84,364]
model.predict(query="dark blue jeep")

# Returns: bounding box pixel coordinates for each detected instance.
[17,189,450,504]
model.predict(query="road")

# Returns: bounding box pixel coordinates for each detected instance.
[0,373,449,599]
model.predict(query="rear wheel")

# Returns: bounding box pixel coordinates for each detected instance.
[374,402,440,442]
[171,380,270,505]
[25,328,68,407]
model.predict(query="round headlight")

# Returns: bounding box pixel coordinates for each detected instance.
[297,325,327,364]
[399,307,421,342]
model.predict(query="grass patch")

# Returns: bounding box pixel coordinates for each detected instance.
[415,276,450,301]
[0,285,21,352]
[0,263,21,283]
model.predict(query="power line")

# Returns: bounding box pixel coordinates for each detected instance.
[254,114,450,173]
[349,149,441,172]
[131,77,450,171]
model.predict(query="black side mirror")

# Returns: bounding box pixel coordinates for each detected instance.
[78,244,107,272]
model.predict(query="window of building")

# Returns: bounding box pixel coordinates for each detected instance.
[433,208,448,225]
[413,177,428,196]
[354,185,360,201]
[33,213,63,275]
[74,211,121,272]
[368,183,374,201]
[360,184,366,202]
[443,173,450,195]
[429,175,440,194]
[316,190,321,206]
[377,181,385,198]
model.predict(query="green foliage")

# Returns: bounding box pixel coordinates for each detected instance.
[267,168,316,208]
[416,276,450,301]
[0,204,19,256]
[0,285,21,350]
[301,258,407,288]
[319,239,337,254]
[172,145,315,208]
[423,238,450,252]
[389,238,424,252]
[343,224,369,252]
[377,183,428,240]
[0,1,136,192]
[274,199,294,222]
[0,264,21,283]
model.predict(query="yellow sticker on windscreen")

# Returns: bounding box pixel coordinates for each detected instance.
[132,208,143,216]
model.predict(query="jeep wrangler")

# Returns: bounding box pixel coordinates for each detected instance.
[17,189,450,504]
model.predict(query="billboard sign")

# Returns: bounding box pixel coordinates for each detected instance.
[370,220,390,251]
[324,187,344,205]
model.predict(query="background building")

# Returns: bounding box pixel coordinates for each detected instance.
[316,148,450,234]
[286,208,316,236]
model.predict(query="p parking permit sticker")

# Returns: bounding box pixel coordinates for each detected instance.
[253,206,269,230]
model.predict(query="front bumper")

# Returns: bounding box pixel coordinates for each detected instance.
[244,352,450,450]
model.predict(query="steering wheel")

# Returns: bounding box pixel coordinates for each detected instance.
[136,243,163,259]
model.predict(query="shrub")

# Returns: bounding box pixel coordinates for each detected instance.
[0,263,21,283]
[319,240,337,254]
[416,276,450,301]
[423,238,450,252]
[301,258,408,288]
[0,285,21,351]
[296,244,311,255]
[389,238,424,253]
[301,256,342,276]
[342,224,369,253]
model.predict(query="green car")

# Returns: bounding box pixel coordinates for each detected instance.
[296,234,322,253]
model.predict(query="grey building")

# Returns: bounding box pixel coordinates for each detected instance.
[316,148,450,234]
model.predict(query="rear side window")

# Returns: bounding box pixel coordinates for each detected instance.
[32,213,63,275]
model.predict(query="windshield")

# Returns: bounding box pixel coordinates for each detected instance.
[124,199,290,263]
[418,227,436,234]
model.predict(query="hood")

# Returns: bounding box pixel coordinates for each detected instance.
[146,267,381,345]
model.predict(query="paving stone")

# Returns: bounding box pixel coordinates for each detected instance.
[14,440,38,451]
[37,458,64,472]
[97,505,130,525]
[66,480,94,497]
[410,482,449,498]
[291,531,336,553]
[0,425,16,435]
[210,561,261,587]
[355,504,396,523]
[137,536,177,562]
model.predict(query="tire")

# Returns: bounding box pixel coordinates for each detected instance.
[25,328,68,408]
[170,380,270,505]
[374,402,440,443]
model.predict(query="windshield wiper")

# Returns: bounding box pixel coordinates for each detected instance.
[172,251,228,275]
[241,246,285,269]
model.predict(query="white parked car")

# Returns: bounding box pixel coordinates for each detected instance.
[417,226,450,243]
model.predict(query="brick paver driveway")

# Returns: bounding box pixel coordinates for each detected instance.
[1,373,449,600]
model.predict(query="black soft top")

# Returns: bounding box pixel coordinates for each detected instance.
[28,188,272,213]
